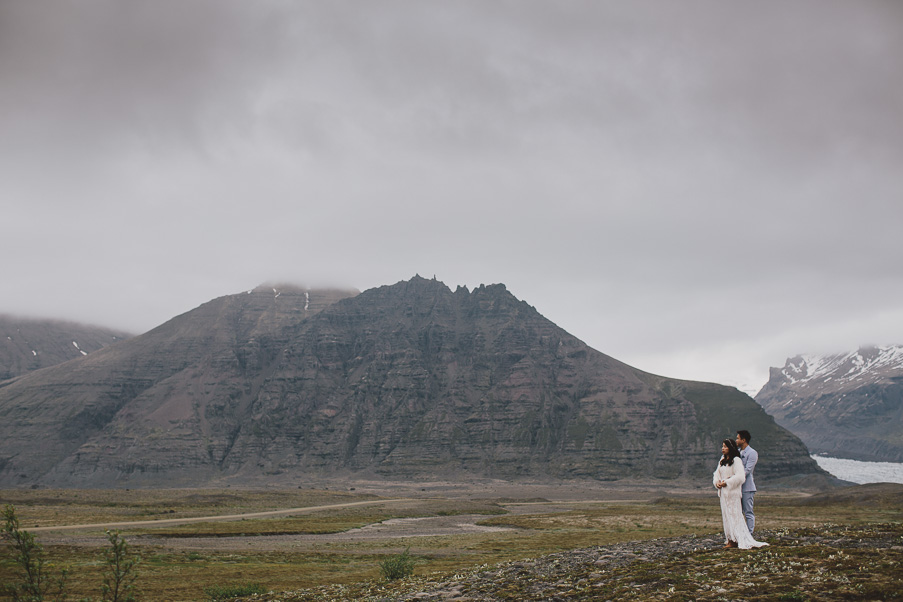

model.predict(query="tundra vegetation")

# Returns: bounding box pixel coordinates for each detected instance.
[2,505,141,602]
[0,485,900,601]
[378,547,416,581]
[2,504,68,601]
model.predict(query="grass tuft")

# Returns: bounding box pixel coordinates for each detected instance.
[203,582,267,600]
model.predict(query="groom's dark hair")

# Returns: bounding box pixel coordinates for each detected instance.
[737,430,751,443]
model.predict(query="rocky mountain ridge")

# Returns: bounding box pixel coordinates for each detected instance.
[771,346,903,391]
[756,345,903,462]
[0,277,821,487]
[0,316,131,381]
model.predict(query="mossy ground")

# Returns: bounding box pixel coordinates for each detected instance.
[581,524,903,601]
[255,523,903,601]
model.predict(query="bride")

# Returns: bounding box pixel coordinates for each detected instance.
[714,438,769,549]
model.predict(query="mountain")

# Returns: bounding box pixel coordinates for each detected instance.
[756,346,903,462]
[0,277,820,487]
[0,284,358,487]
[0,316,131,381]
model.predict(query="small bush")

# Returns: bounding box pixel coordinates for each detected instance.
[100,530,140,602]
[379,547,416,581]
[2,504,68,601]
[203,582,267,600]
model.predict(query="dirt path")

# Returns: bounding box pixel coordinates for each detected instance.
[28,498,645,533]
[30,498,647,536]
[29,498,422,533]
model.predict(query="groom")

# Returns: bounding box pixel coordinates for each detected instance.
[736,430,757,534]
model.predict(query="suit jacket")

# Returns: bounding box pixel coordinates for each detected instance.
[740,445,757,492]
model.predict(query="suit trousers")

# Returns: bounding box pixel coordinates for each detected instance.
[741,491,755,534]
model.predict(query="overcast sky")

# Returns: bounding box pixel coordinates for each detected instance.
[2,1,901,395]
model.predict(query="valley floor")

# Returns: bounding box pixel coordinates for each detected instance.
[1,480,901,601]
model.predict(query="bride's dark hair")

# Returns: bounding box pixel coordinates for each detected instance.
[720,438,741,466]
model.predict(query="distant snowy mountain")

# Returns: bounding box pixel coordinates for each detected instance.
[775,346,903,391]
[756,345,903,462]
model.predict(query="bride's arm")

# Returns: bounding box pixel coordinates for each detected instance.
[725,457,747,489]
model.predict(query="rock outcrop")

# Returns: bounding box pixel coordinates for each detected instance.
[0,277,819,487]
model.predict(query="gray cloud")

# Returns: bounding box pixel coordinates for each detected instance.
[2,0,901,393]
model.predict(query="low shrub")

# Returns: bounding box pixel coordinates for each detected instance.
[3,505,143,602]
[379,547,416,581]
[2,504,68,601]
[100,530,140,602]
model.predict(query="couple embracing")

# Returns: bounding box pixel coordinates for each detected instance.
[713,430,768,549]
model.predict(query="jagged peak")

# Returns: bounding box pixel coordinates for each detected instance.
[474,282,508,295]
[406,274,446,286]
[383,277,518,302]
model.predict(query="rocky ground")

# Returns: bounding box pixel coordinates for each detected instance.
[247,522,903,601]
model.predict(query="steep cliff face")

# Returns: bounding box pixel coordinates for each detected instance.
[0,277,818,487]
[0,316,131,381]
[756,346,903,462]
[212,277,813,484]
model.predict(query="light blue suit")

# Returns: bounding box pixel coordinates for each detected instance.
[740,444,757,534]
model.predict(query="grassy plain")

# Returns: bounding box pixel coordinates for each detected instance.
[1,484,901,601]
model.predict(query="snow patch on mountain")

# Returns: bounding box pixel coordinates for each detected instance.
[779,345,903,390]
[756,344,903,463]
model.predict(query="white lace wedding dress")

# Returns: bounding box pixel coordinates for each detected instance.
[713,457,769,549]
